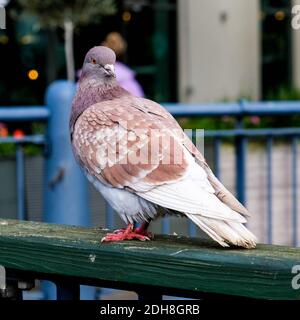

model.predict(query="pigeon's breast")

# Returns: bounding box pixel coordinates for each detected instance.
[70,84,129,134]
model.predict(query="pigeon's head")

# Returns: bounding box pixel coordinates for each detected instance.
[80,46,116,82]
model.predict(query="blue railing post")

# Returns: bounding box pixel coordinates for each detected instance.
[235,133,247,205]
[292,137,298,247]
[213,137,221,180]
[16,145,26,220]
[43,80,93,299]
[188,129,197,237]
[236,136,247,205]
[266,137,273,244]
[44,80,89,226]
[105,204,114,230]
[235,101,247,205]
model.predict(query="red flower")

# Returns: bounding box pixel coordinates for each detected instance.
[250,116,261,125]
[0,123,8,137]
[13,129,25,139]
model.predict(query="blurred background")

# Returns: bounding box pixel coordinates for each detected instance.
[1,0,299,105]
[1,0,300,284]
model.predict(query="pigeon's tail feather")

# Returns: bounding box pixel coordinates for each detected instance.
[185,213,257,249]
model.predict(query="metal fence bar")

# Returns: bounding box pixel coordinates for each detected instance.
[235,114,247,206]
[266,137,273,244]
[188,129,198,237]
[164,101,300,117]
[16,145,25,221]
[204,128,300,137]
[162,217,170,235]
[0,129,293,141]
[105,204,114,230]
[292,137,298,247]
[235,136,247,205]
[0,107,49,121]
[0,135,46,144]
[214,138,221,180]
[188,220,197,237]
[235,101,247,205]
[2,101,300,122]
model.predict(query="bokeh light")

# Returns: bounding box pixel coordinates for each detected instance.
[275,11,285,21]
[27,69,39,80]
[122,11,131,22]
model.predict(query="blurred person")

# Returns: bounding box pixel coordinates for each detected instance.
[101,32,144,97]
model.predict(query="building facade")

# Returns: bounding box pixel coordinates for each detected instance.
[178,0,300,102]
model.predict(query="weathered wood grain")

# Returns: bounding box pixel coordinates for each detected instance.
[0,219,299,299]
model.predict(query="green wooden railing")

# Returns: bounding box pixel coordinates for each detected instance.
[0,219,300,300]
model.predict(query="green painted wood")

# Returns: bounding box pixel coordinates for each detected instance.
[0,219,300,299]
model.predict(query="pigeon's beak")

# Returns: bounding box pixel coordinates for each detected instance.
[103,64,116,78]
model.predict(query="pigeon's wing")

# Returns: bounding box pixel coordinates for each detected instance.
[128,99,255,247]
[72,97,189,193]
[73,97,246,224]
[135,98,251,217]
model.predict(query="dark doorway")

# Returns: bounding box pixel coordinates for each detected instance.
[261,0,292,99]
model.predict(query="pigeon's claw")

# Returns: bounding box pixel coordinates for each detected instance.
[101,232,150,242]
[135,222,154,239]
[101,223,151,242]
[112,228,126,234]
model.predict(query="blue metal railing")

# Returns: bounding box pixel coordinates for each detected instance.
[0,107,48,222]
[292,137,298,247]
[0,107,49,120]
[1,93,300,248]
[164,100,300,116]
[266,137,273,244]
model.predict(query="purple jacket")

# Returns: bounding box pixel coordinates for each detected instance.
[115,62,144,98]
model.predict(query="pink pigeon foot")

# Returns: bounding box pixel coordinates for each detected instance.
[101,223,151,242]
[135,221,154,239]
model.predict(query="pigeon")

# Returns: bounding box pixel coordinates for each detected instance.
[70,46,257,248]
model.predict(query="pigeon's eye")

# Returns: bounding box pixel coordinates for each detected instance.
[91,58,97,64]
